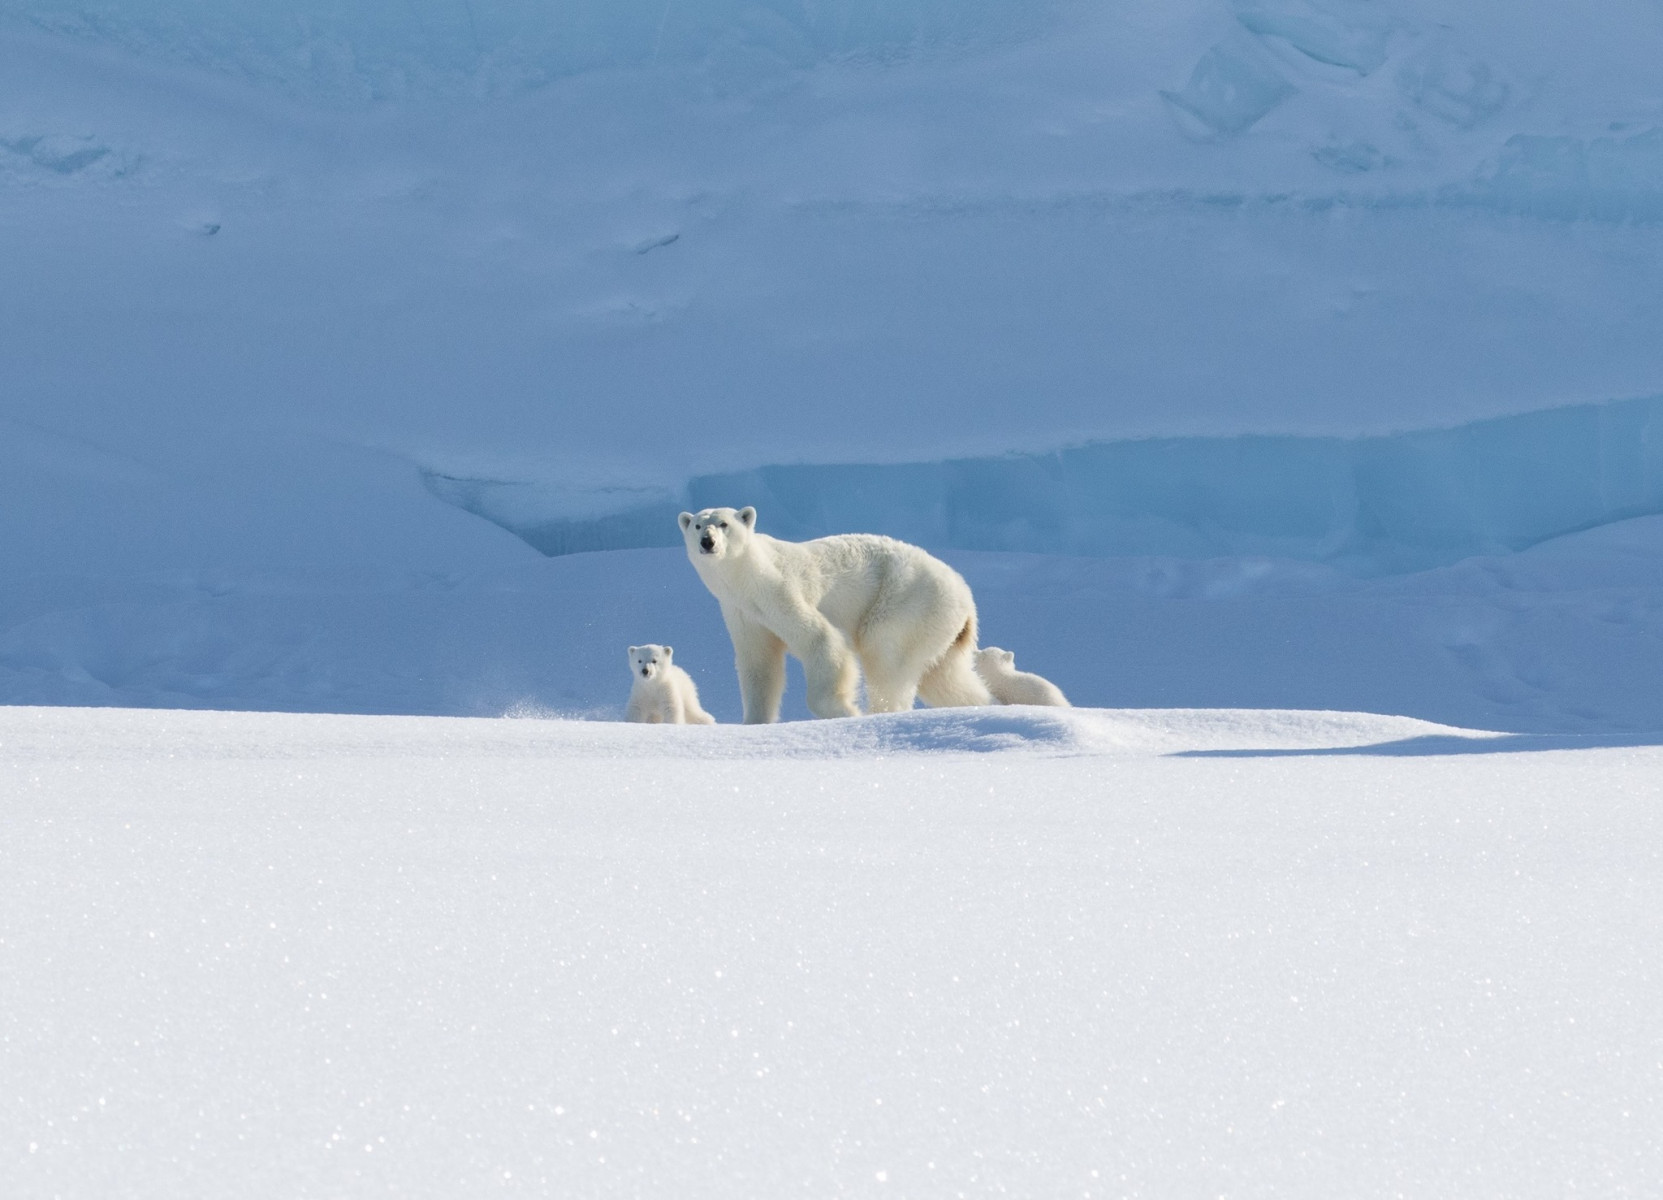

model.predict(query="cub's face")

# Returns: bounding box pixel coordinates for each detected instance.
[975,647,1017,672]
[678,506,756,561]
[628,644,673,680]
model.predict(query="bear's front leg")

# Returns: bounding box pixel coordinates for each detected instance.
[726,612,787,724]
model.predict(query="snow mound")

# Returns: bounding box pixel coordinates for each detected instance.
[0,703,1499,764]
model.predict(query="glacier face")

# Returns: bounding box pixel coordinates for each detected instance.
[425,397,1663,575]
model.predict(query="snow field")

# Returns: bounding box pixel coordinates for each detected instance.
[4,705,1662,1197]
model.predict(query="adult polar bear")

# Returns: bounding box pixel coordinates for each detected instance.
[679,506,993,722]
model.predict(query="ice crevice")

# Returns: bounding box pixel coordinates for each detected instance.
[422,396,1663,576]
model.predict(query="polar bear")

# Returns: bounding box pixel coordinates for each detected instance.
[625,644,716,724]
[974,647,1070,707]
[678,505,992,722]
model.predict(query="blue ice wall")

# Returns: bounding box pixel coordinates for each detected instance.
[1462,129,1663,223]
[424,397,1663,574]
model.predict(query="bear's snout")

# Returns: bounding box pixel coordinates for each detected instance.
[699,533,716,553]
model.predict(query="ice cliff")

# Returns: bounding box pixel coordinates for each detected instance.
[424,397,1663,575]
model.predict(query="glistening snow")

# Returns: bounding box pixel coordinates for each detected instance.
[6,706,1663,1197]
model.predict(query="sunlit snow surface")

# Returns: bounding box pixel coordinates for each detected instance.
[5,704,1662,1197]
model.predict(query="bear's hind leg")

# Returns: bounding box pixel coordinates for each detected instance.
[916,625,995,708]
[918,652,993,707]
[856,630,929,713]
[797,626,860,719]
[860,664,919,714]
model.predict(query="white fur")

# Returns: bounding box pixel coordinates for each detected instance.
[679,506,993,723]
[624,644,716,725]
[974,647,1070,707]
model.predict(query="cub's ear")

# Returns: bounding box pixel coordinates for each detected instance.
[737,506,756,528]
[663,646,674,660]
[628,645,639,655]
[678,512,694,532]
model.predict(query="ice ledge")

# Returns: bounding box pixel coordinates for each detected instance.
[423,395,1663,577]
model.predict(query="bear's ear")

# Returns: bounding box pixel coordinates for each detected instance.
[737,506,756,528]
[678,512,694,532]
[628,645,638,655]
[663,646,673,660]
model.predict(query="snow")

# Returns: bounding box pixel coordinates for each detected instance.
[5,704,1662,1197]
[6,1,1663,480]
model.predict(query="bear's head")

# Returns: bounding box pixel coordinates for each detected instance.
[629,644,673,680]
[678,506,756,561]
[975,647,1017,673]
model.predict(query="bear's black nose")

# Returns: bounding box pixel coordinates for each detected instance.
[641,667,650,676]
[700,535,715,551]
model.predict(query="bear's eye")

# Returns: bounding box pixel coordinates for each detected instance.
[717,522,727,529]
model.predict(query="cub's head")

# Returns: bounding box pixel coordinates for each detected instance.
[975,647,1017,673]
[628,644,673,680]
[678,506,756,561]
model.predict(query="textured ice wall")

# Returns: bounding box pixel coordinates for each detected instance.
[424,397,1663,575]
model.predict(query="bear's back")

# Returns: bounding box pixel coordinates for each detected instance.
[796,533,960,620]
[998,669,1069,707]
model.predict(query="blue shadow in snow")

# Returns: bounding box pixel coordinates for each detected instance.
[1176,732,1663,758]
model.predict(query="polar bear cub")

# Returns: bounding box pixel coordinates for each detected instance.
[679,505,993,723]
[625,644,716,724]
[974,647,1070,707]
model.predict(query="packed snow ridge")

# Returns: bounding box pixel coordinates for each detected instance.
[425,396,1663,575]
[0,702,1505,762]
[0,0,1061,99]
[8,1,1663,221]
